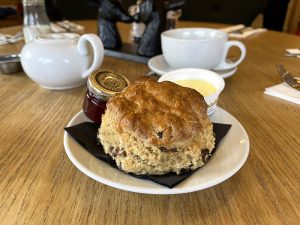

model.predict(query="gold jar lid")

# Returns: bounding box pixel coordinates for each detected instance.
[87,70,130,101]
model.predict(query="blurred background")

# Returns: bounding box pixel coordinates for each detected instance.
[0,0,299,34]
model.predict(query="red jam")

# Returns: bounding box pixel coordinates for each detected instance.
[83,91,107,124]
[82,70,129,124]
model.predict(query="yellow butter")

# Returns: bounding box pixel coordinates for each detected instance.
[175,80,217,96]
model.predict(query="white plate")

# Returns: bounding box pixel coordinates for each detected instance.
[64,107,249,195]
[148,55,237,79]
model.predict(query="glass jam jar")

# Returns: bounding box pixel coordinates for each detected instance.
[83,70,130,123]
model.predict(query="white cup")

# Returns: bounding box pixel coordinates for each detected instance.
[161,28,246,70]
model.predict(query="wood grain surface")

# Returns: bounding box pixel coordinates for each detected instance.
[0,20,299,225]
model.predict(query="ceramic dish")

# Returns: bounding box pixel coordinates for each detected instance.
[148,55,238,79]
[0,54,22,74]
[158,68,225,115]
[64,107,249,195]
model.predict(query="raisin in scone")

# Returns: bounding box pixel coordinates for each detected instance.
[98,77,215,175]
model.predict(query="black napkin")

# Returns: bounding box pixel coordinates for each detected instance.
[65,122,231,188]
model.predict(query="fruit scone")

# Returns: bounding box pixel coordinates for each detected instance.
[98,77,215,175]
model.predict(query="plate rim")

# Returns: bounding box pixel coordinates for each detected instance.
[148,54,237,79]
[64,107,250,195]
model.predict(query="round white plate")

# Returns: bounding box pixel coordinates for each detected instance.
[64,107,249,195]
[148,55,237,79]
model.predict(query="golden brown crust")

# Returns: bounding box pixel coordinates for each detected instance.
[106,77,210,146]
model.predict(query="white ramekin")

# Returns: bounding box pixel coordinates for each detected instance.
[158,68,225,115]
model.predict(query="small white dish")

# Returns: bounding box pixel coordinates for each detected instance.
[158,68,225,115]
[148,55,237,79]
[64,108,249,195]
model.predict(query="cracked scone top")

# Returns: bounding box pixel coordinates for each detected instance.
[98,77,215,175]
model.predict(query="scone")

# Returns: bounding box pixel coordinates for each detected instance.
[98,77,215,175]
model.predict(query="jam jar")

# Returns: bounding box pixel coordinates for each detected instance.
[83,70,130,123]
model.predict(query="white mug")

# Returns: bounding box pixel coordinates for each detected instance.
[21,33,104,90]
[161,28,246,70]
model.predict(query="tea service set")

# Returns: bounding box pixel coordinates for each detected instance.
[18,27,246,114]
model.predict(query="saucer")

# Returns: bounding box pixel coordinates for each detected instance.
[64,107,249,194]
[148,55,237,79]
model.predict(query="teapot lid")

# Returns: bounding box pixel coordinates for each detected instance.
[87,70,130,101]
[36,33,80,42]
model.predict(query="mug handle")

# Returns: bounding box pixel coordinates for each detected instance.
[213,41,246,71]
[77,34,104,78]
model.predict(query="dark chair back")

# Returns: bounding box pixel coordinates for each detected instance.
[181,0,268,26]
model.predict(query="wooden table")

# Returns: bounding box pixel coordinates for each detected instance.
[1,20,299,225]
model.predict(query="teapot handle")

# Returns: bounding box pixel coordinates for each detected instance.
[77,34,104,78]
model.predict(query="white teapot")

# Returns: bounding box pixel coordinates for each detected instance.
[21,33,104,90]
